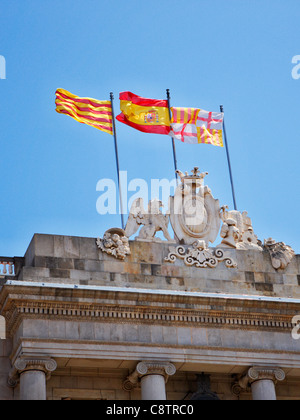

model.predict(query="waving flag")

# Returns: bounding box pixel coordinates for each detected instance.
[55,88,113,135]
[170,107,224,147]
[116,91,171,135]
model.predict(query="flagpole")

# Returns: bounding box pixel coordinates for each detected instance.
[110,92,125,229]
[166,89,179,180]
[220,105,237,210]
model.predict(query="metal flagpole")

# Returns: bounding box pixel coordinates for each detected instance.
[166,89,179,180]
[110,92,125,229]
[220,105,237,210]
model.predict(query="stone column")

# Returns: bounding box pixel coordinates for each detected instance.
[123,361,176,400]
[12,358,57,400]
[248,367,285,401]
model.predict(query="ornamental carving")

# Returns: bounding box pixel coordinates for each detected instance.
[165,240,237,269]
[96,228,131,260]
[123,361,176,391]
[264,238,295,270]
[96,167,295,267]
[219,206,262,250]
[125,198,173,242]
[8,358,57,388]
[232,366,286,396]
[169,168,221,246]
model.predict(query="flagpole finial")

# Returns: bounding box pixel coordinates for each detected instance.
[166,89,170,100]
[220,105,224,113]
[110,92,114,100]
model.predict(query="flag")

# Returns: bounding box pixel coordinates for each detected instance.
[116,91,171,135]
[170,107,224,147]
[55,88,113,135]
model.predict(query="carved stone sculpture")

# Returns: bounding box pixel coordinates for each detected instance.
[96,228,131,260]
[125,198,173,242]
[220,218,240,248]
[264,238,295,270]
[219,206,262,250]
[169,167,221,246]
[165,240,237,269]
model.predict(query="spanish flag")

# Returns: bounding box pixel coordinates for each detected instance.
[116,91,171,135]
[55,88,113,135]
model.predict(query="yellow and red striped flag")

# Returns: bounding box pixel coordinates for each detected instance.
[170,107,224,147]
[116,91,171,135]
[55,88,113,135]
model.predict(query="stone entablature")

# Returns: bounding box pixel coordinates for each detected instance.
[2,281,299,340]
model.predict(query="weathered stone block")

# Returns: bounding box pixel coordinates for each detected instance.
[177,327,192,346]
[50,268,71,279]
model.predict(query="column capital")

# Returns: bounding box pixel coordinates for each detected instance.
[123,361,176,391]
[8,357,57,387]
[247,366,285,383]
[232,366,285,397]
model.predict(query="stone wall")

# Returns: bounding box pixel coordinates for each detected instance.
[21,234,300,298]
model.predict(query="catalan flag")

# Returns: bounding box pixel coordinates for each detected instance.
[116,91,171,135]
[55,88,113,135]
[170,107,224,147]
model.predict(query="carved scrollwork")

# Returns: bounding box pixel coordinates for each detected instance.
[8,358,58,388]
[165,240,237,269]
[123,361,176,391]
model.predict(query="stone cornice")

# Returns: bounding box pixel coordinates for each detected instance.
[2,296,296,338]
[2,281,300,308]
[1,282,299,338]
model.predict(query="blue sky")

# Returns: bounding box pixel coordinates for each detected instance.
[0,0,299,257]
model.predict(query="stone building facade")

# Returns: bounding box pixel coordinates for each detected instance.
[0,233,299,400]
[0,169,299,400]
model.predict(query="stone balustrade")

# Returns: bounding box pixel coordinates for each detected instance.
[0,259,14,276]
[0,257,24,277]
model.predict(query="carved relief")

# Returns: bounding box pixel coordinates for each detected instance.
[125,198,173,242]
[165,240,237,269]
[96,167,295,271]
[169,168,221,246]
[96,228,131,260]
[219,206,262,250]
[264,238,295,270]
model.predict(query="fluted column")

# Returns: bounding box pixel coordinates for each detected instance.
[123,361,176,400]
[248,367,285,401]
[11,358,57,400]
